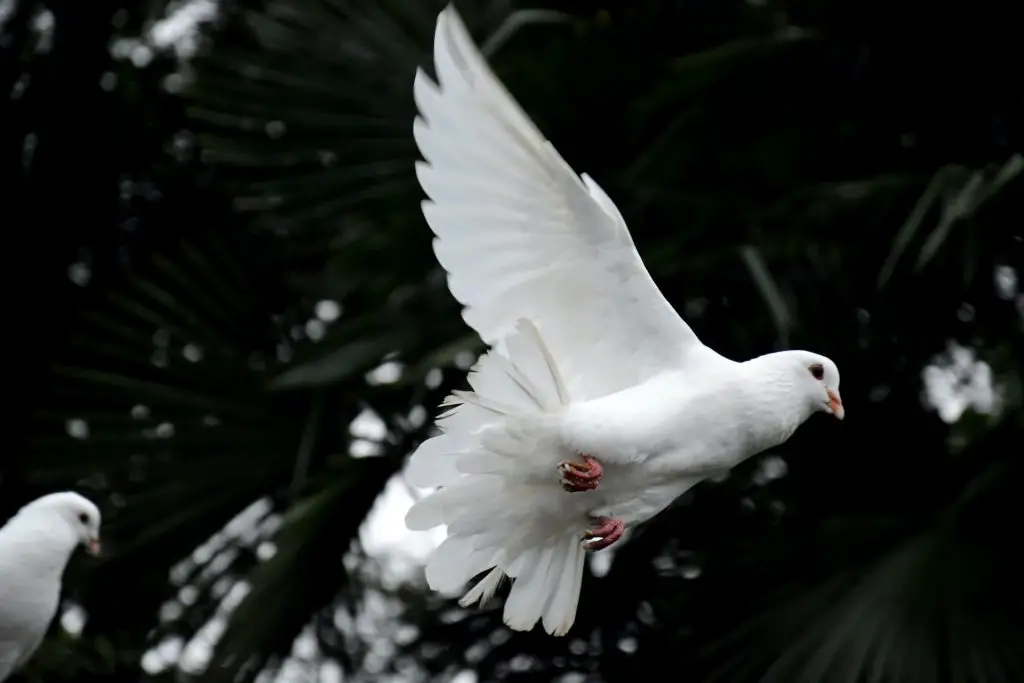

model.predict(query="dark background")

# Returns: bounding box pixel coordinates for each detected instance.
[2,0,1022,681]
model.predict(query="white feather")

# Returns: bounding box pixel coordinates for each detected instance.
[0,492,101,681]
[414,4,728,404]
[405,4,844,638]
[459,567,505,608]
[406,320,589,634]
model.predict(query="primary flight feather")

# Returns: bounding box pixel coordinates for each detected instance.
[405,4,844,636]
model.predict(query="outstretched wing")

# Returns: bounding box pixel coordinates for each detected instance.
[414,5,724,401]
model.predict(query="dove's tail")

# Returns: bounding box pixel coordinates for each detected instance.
[405,318,588,636]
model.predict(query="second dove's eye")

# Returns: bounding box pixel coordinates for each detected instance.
[809,364,824,381]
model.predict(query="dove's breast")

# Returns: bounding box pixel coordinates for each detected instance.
[0,565,61,632]
[557,369,782,525]
[0,534,68,660]
[0,568,60,680]
[588,468,707,525]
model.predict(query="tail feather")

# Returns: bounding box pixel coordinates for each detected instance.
[405,329,551,489]
[405,318,562,488]
[405,475,503,530]
[504,544,556,630]
[405,318,587,635]
[458,566,505,607]
[424,536,498,593]
[503,536,586,636]
[404,433,462,488]
[543,537,586,635]
[453,449,513,477]
[436,401,495,434]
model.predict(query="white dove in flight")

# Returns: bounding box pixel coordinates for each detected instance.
[0,492,102,681]
[404,4,843,636]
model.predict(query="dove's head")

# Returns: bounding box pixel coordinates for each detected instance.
[754,350,843,422]
[17,491,103,557]
[779,350,843,420]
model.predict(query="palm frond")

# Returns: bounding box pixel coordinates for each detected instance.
[878,155,1024,289]
[22,224,406,677]
[186,0,515,236]
[196,458,396,682]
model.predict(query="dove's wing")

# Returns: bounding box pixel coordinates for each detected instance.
[414,6,727,401]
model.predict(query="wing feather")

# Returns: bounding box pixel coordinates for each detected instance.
[415,5,720,400]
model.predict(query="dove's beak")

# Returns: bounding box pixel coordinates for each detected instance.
[86,537,101,556]
[827,389,844,420]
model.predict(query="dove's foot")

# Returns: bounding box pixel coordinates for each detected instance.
[582,516,625,551]
[558,455,603,492]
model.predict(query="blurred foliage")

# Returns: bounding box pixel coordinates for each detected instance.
[2,0,1023,682]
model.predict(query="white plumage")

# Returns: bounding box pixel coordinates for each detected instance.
[406,4,844,636]
[0,492,102,681]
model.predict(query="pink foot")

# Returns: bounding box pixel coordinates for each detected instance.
[582,516,625,551]
[558,454,603,492]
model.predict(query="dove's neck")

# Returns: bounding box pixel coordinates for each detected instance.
[740,355,816,449]
[0,511,79,578]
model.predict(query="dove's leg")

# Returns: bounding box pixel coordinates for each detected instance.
[558,454,603,492]
[582,516,625,551]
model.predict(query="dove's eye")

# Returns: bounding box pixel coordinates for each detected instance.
[78,512,90,525]
[809,364,825,381]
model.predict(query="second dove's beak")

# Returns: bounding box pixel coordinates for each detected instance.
[86,538,101,556]
[827,389,844,420]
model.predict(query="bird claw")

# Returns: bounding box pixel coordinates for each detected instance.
[582,516,625,551]
[558,454,603,492]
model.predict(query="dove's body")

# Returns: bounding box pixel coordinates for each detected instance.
[0,533,66,680]
[0,492,101,681]
[405,5,842,636]
[557,358,815,522]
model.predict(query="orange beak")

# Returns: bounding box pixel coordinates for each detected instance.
[827,389,844,420]
[86,538,101,556]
